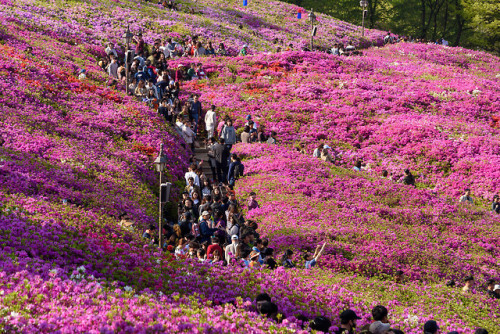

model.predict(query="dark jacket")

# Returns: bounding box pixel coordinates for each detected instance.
[213,143,230,165]
[228,161,244,182]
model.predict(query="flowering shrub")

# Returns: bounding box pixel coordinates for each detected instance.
[181,45,500,202]
[0,0,498,332]
[0,0,384,55]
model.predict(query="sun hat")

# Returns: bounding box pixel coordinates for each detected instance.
[369,321,391,334]
[249,251,260,260]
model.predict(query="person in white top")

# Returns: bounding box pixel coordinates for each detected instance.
[182,120,196,151]
[205,105,217,139]
[184,163,200,187]
[107,56,119,79]
[105,43,118,58]
[225,235,239,263]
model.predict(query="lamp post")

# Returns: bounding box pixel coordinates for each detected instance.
[308,9,316,51]
[360,0,368,37]
[153,144,167,250]
[122,25,134,95]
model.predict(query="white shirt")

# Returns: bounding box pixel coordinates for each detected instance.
[160,46,170,59]
[184,171,200,186]
[182,125,195,144]
[205,110,217,130]
[107,61,118,79]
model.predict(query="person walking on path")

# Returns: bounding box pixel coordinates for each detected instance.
[220,119,236,150]
[205,105,217,139]
[213,138,230,184]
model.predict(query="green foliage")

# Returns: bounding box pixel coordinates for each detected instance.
[281,0,499,53]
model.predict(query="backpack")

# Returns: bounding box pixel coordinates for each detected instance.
[234,163,243,180]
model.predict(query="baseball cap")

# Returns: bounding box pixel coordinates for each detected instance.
[201,211,210,216]
[339,309,361,322]
[324,145,331,149]
[423,320,439,334]
[243,44,248,48]
[246,115,252,120]
[231,235,239,240]
[493,284,500,291]
[369,321,391,334]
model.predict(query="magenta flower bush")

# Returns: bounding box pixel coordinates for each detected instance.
[0,0,384,55]
[181,45,500,202]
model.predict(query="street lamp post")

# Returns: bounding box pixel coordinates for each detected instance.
[153,144,167,250]
[122,25,134,95]
[360,0,368,37]
[308,9,316,51]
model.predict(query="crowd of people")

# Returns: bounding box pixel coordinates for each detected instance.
[253,297,491,334]
[97,27,497,334]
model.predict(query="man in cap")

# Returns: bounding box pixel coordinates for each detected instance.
[336,309,361,334]
[423,320,439,334]
[462,275,474,293]
[225,234,239,263]
[199,211,216,242]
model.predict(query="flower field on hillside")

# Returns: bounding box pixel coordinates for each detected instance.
[0,0,499,332]
[181,45,500,202]
[0,0,384,56]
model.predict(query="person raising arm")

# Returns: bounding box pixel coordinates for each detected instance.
[304,242,327,269]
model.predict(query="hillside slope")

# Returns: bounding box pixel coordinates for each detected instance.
[180,44,500,202]
[0,0,499,333]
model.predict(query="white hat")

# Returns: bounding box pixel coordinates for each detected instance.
[231,235,239,240]
[494,284,500,291]
[369,321,391,334]
[201,211,210,216]
[324,145,331,149]
[243,44,248,48]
